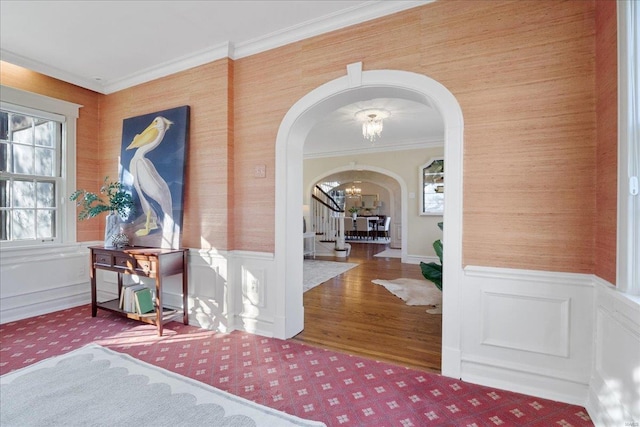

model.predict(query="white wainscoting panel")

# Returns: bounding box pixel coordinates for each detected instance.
[0,244,92,323]
[0,243,282,340]
[587,278,640,426]
[461,266,594,406]
[481,291,570,357]
[187,249,231,332]
[231,251,276,337]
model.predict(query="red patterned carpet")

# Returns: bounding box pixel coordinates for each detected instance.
[1,305,593,427]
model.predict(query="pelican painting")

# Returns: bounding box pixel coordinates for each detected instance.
[127,116,174,238]
[119,106,189,249]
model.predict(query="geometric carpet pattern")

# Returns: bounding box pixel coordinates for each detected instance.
[0,305,593,427]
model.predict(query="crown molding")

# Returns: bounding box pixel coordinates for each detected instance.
[232,0,432,59]
[102,42,232,94]
[2,1,431,94]
[1,49,104,94]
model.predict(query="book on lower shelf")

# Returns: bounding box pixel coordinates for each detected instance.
[134,288,154,314]
[119,284,146,313]
[119,284,178,316]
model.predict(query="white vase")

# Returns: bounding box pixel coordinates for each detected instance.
[104,212,119,248]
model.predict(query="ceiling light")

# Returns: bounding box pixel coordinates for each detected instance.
[345,185,361,196]
[355,109,391,142]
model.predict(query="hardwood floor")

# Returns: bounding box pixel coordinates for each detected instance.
[292,243,442,373]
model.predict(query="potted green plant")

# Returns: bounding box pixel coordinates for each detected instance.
[420,222,443,291]
[70,177,134,248]
[348,206,359,219]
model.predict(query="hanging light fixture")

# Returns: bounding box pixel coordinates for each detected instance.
[355,109,391,142]
[345,185,361,196]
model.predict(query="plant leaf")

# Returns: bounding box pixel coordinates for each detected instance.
[420,261,442,291]
[433,239,443,264]
[69,176,134,221]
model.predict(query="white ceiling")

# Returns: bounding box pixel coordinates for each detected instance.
[0,0,442,157]
[305,97,443,158]
[0,0,429,94]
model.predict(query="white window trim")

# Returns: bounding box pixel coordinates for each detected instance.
[0,85,82,248]
[617,1,640,296]
[419,156,444,216]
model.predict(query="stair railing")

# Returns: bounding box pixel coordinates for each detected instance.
[310,185,345,244]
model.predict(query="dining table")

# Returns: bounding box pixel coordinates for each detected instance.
[355,216,382,239]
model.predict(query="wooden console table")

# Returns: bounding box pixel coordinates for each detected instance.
[89,246,189,336]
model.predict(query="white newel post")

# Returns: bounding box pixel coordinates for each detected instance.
[336,215,345,250]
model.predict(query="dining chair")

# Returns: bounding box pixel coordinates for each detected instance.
[355,217,372,240]
[342,216,355,238]
[381,216,391,239]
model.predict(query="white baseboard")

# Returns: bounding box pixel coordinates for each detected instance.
[404,254,438,265]
[440,345,461,378]
[461,355,588,406]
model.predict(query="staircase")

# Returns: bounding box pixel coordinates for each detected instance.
[309,185,350,257]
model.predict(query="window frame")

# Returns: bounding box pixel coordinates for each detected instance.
[0,85,81,248]
[419,157,444,216]
[617,0,640,296]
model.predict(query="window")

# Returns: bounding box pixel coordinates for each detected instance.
[618,0,640,295]
[1,110,62,242]
[0,85,81,247]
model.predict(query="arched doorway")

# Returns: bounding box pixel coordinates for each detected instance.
[274,64,464,377]
[306,165,406,259]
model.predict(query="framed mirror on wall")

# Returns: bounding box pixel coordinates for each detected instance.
[361,194,378,209]
[420,157,444,215]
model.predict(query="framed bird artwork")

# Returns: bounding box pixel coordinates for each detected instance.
[118,105,190,249]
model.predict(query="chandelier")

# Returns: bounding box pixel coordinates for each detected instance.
[345,185,361,196]
[355,109,391,142]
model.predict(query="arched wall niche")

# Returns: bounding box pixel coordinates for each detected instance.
[274,65,464,377]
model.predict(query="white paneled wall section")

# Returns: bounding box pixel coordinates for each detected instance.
[2,244,639,424]
[0,244,279,339]
[587,279,640,425]
[0,244,90,323]
[460,266,595,406]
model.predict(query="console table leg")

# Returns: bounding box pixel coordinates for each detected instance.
[182,251,188,325]
[90,263,97,317]
[156,275,163,336]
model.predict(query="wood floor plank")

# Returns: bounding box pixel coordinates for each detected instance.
[292,243,442,373]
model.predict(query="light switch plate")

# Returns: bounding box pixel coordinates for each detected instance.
[254,165,266,178]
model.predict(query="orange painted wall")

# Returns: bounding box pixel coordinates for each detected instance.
[98,59,234,250]
[430,0,596,273]
[594,0,618,285]
[234,0,599,273]
[2,0,618,277]
[0,61,104,241]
